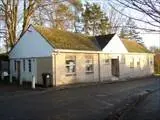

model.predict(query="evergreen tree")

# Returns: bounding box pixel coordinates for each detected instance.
[120,18,142,43]
[82,3,110,36]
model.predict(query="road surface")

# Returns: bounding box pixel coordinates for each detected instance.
[0,77,160,120]
[123,89,160,120]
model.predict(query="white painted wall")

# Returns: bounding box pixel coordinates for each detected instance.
[118,54,154,79]
[99,54,112,81]
[10,58,37,83]
[9,25,54,59]
[102,34,128,53]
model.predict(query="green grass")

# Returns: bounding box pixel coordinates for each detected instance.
[154,73,160,76]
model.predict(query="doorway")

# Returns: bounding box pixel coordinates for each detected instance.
[111,59,119,77]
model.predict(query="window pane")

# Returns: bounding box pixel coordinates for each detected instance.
[130,58,134,68]
[85,57,93,73]
[86,64,93,71]
[14,61,16,71]
[23,59,25,72]
[65,56,76,74]
[28,60,31,72]
[137,58,140,67]
[104,59,110,64]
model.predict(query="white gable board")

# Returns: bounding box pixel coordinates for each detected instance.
[102,34,128,53]
[9,26,54,59]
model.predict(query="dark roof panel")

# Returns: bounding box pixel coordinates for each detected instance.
[94,34,115,49]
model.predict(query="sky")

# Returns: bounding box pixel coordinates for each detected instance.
[0,0,159,50]
[81,0,160,49]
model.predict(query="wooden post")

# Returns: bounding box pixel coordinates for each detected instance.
[9,60,12,83]
[9,73,12,83]
[32,75,35,89]
[19,76,23,85]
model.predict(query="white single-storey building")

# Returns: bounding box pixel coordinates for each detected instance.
[9,25,154,86]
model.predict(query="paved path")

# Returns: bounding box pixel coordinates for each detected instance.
[123,89,160,120]
[0,77,160,120]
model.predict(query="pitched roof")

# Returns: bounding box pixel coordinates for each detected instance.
[34,26,98,51]
[122,39,150,53]
[94,34,115,50]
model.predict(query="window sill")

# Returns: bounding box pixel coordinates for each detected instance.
[104,63,110,65]
[85,71,94,74]
[130,67,134,68]
[66,73,76,76]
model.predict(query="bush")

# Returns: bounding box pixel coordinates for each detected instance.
[154,54,160,74]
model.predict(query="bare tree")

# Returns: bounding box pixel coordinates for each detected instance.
[70,0,83,32]
[149,46,160,53]
[20,0,42,38]
[32,0,82,31]
[107,7,127,33]
[0,0,42,48]
[0,0,82,49]
[1,0,19,48]
[108,0,160,29]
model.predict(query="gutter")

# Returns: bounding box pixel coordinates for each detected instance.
[53,49,153,55]
[53,49,102,54]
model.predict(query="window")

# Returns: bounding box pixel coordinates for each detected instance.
[104,59,110,64]
[28,60,31,72]
[148,56,153,65]
[149,57,153,65]
[137,58,140,67]
[150,60,153,65]
[147,57,150,65]
[85,56,94,73]
[65,56,76,75]
[14,60,16,71]
[130,58,134,68]
[104,54,110,65]
[23,59,25,72]
[121,55,125,64]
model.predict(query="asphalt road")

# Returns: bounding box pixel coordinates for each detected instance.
[123,89,160,120]
[0,77,160,120]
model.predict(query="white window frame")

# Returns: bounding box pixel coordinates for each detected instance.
[130,57,134,68]
[104,59,110,65]
[147,57,150,65]
[149,57,153,65]
[65,56,76,75]
[137,58,141,67]
[85,56,94,73]
[121,55,125,64]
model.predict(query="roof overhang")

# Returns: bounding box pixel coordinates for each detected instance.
[52,49,154,55]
